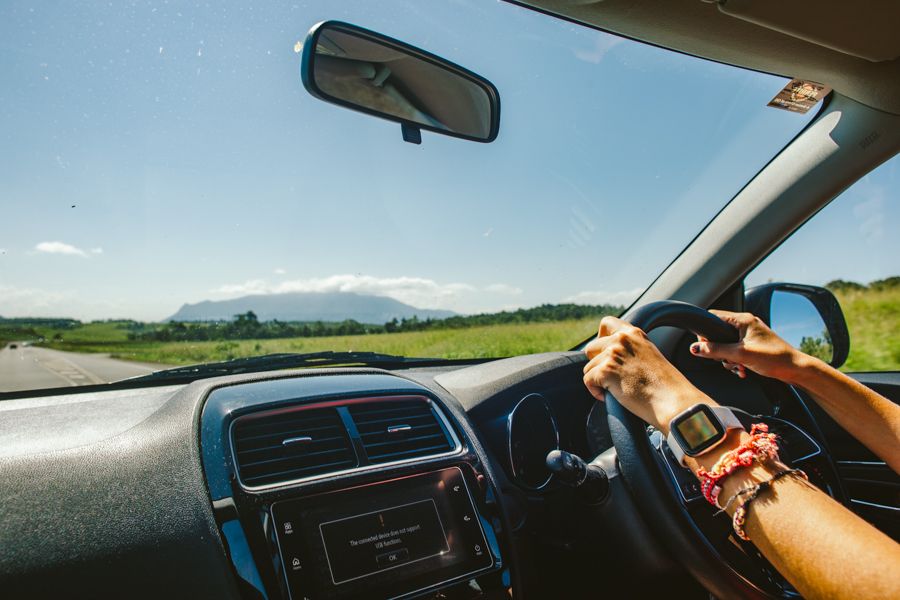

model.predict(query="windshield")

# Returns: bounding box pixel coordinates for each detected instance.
[0,1,819,392]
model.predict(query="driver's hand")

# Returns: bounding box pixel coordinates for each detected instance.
[583,316,712,434]
[690,310,804,382]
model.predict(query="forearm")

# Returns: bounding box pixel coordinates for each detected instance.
[732,464,900,599]
[788,356,900,472]
[687,436,900,599]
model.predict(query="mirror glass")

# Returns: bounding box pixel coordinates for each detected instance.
[770,290,833,363]
[308,24,496,141]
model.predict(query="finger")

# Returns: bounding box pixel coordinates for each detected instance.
[581,351,605,374]
[598,315,627,337]
[584,336,614,360]
[709,309,756,330]
[690,340,742,363]
[583,345,618,374]
[582,370,607,401]
[584,381,606,402]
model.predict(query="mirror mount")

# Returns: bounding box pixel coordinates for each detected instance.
[745,282,850,369]
[401,123,422,145]
[300,21,500,145]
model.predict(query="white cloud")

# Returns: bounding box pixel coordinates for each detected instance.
[35,241,91,257]
[274,267,287,275]
[565,288,642,306]
[212,279,269,295]
[211,274,481,310]
[89,247,103,255]
[485,283,522,295]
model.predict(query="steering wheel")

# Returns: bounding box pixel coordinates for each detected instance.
[605,301,783,599]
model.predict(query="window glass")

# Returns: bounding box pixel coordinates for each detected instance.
[748,154,900,371]
[0,0,820,392]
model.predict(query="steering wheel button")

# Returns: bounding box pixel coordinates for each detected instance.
[681,479,702,500]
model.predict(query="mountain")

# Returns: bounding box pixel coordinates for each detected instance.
[165,292,456,324]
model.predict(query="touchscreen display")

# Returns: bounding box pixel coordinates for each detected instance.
[320,499,450,584]
[271,466,495,599]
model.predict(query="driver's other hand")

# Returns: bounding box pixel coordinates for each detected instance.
[583,316,712,434]
[690,310,803,382]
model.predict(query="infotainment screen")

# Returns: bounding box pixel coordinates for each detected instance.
[271,466,495,599]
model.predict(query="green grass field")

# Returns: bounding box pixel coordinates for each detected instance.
[33,318,601,366]
[834,287,900,372]
[20,285,898,371]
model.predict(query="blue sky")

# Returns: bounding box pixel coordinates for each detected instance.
[0,0,895,322]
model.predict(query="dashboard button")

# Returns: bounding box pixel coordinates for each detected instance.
[376,548,409,567]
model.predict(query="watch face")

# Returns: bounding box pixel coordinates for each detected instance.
[671,405,727,456]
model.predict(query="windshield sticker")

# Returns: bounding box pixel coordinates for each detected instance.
[767,79,831,114]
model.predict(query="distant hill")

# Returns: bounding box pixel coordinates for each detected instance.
[166,292,456,324]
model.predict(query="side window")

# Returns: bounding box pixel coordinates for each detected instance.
[747,154,899,372]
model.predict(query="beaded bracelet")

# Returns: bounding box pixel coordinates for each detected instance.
[732,468,808,541]
[697,423,780,508]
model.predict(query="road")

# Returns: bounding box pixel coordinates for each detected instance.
[0,344,170,392]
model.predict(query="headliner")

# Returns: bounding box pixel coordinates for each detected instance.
[512,0,900,115]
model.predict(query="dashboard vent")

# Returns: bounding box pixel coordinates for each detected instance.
[232,407,357,488]
[349,399,453,464]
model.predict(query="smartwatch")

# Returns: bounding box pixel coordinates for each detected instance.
[666,404,744,467]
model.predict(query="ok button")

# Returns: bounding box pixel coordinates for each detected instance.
[376,548,410,567]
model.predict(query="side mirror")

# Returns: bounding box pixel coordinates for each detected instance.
[745,283,850,368]
[300,21,500,144]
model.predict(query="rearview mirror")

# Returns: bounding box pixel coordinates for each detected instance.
[745,283,850,368]
[301,21,500,144]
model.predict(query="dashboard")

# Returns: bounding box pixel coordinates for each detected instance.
[0,350,853,599]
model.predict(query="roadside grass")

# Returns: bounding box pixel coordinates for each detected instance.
[36,321,133,345]
[834,287,900,372]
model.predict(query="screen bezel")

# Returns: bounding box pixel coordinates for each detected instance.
[270,465,495,599]
[669,404,727,457]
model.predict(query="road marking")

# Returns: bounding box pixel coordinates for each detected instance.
[31,351,106,386]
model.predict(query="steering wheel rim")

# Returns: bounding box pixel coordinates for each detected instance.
[605,301,774,599]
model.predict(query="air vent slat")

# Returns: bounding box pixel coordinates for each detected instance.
[235,428,346,452]
[236,434,348,457]
[365,443,452,463]
[232,406,357,487]
[355,413,435,432]
[238,446,354,469]
[349,399,454,464]
[363,432,447,450]
[242,458,357,484]
[236,422,344,443]
[360,424,442,443]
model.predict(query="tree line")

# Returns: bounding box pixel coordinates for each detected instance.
[128,303,623,343]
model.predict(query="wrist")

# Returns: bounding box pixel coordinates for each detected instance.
[684,429,748,473]
[783,351,829,387]
[655,385,717,436]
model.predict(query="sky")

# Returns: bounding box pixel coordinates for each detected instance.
[0,0,895,322]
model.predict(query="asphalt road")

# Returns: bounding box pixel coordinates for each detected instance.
[0,344,169,393]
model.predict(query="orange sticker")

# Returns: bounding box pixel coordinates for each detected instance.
[768,79,831,114]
